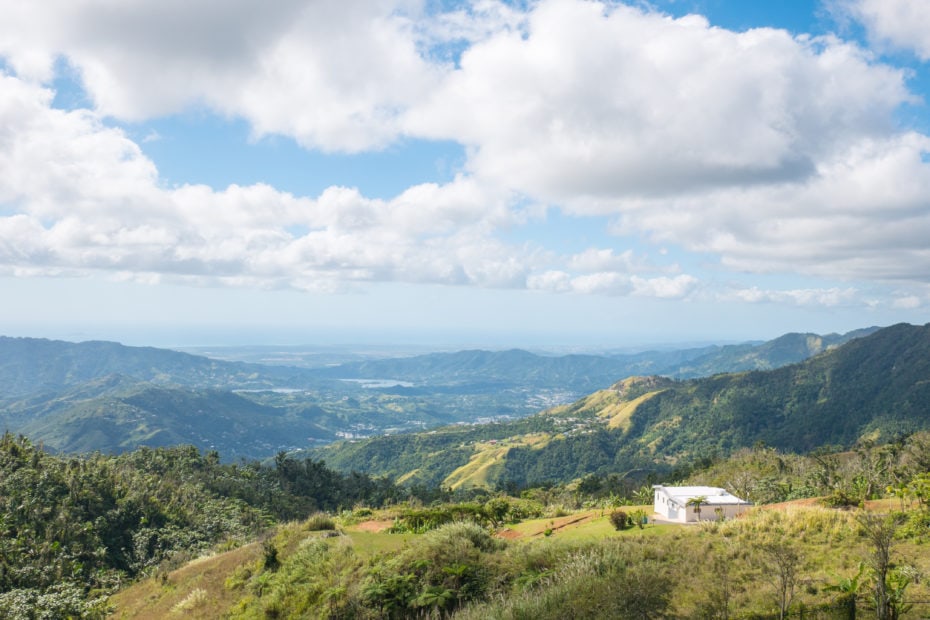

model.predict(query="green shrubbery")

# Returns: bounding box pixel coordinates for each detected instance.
[609,509,632,530]
[305,512,337,531]
[0,433,402,615]
[389,503,492,533]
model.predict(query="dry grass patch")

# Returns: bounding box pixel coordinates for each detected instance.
[108,542,262,620]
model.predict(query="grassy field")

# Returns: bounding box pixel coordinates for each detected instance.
[107,500,930,618]
[442,433,552,489]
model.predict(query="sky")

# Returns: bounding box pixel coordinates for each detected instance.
[2,0,930,349]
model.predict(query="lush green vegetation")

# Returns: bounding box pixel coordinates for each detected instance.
[0,434,401,618]
[0,328,875,461]
[4,323,930,617]
[116,494,930,618]
[6,429,930,617]
[314,324,930,490]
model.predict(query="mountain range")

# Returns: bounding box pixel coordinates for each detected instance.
[0,326,883,461]
[311,323,930,489]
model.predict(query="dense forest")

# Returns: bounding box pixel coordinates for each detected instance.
[0,433,402,618]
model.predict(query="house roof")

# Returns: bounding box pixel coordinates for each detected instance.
[653,485,749,507]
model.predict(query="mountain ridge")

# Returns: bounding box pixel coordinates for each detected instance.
[312,323,930,488]
[0,326,885,462]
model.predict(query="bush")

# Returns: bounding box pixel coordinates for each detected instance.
[609,510,632,531]
[389,503,491,533]
[262,540,280,571]
[821,487,862,509]
[455,541,673,620]
[305,512,336,531]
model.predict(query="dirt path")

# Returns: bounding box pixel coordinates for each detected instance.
[353,519,394,532]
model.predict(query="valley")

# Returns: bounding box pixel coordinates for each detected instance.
[3,323,930,617]
[0,327,875,460]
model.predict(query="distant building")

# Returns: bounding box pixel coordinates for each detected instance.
[652,485,751,523]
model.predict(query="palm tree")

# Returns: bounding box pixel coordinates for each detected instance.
[687,495,707,521]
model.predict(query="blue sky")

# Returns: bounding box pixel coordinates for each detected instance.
[1,0,930,349]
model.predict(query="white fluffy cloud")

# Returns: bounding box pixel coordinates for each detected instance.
[0,74,546,290]
[610,132,930,283]
[410,1,909,201]
[728,286,859,307]
[407,0,930,291]
[0,0,438,151]
[2,0,930,308]
[844,0,930,59]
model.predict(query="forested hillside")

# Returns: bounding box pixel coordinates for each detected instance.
[0,336,313,396]
[1,328,872,460]
[669,326,878,378]
[4,377,335,459]
[0,434,401,617]
[105,434,930,618]
[314,323,930,488]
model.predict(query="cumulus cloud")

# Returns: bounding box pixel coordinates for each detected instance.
[0,72,529,290]
[609,132,930,284]
[402,1,930,294]
[842,0,930,59]
[0,0,438,151]
[2,0,930,308]
[409,1,909,201]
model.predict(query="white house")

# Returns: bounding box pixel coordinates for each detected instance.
[652,485,750,523]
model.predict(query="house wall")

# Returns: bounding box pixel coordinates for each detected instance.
[654,491,685,522]
[684,503,750,522]
[653,487,750,522]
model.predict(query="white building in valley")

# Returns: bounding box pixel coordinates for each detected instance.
[652,485,751,523]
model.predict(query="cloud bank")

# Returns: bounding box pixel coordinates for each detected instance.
[1,0,929,309]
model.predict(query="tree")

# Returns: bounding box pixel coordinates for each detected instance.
[857,512,909,620]
[687,495,707,521]
[633,485,654,505]
[757,538,801,620]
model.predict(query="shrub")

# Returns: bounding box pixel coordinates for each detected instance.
[305,512,336,531]
[262,540,280,571]
[389,503,491,533]
[609,510,632,531]
[821,487,862,509]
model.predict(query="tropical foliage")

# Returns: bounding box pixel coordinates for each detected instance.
[0,434,400,618]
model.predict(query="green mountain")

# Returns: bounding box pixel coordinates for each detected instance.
[312,347,697,392]
[668,327,879,378]
[0,328,875,400]
[0,327,881,462]
[1,375,333,459]
[308,327,876,391]
[312,323,930,488]
[0,336,320,396]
